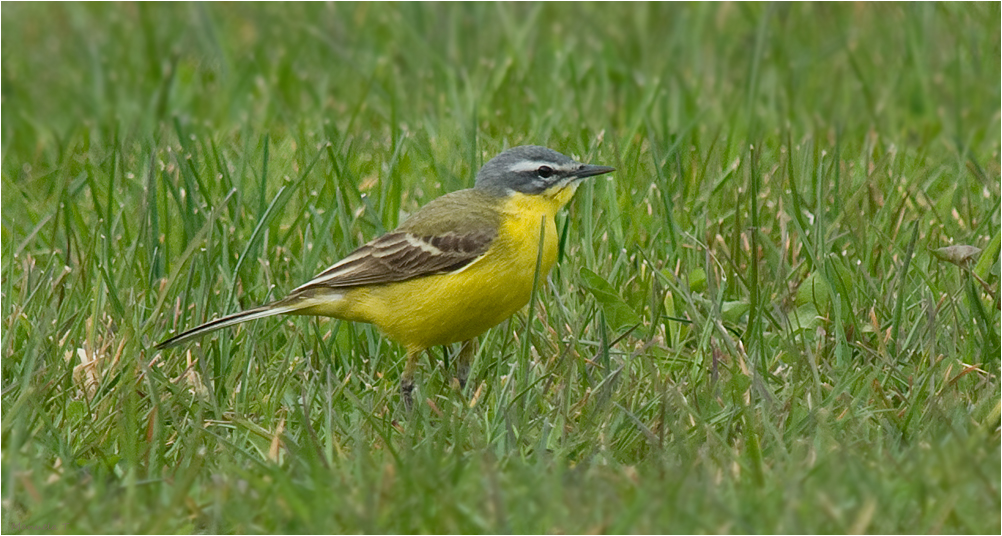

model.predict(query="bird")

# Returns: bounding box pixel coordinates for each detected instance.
[156,145,615,406]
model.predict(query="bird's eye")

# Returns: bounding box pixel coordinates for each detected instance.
[537,166,554,178]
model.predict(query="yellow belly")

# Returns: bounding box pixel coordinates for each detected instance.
[334,191,566,352]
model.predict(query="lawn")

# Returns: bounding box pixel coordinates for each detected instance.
[2,3,999,533]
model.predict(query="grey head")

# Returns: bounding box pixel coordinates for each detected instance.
[474,145,615,195]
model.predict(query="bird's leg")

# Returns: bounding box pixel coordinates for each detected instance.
[400,349,420,410]
[456,339,477,391]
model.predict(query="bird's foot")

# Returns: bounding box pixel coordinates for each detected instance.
[400,378,415,410]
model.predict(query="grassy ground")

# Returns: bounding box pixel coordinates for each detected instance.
[2,3,999,533]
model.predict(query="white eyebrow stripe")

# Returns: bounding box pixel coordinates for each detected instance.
[505,160,575,174]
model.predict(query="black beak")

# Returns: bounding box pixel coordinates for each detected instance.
[574,164,616,179]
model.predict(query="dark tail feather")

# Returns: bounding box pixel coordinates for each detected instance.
[155,301,305,350]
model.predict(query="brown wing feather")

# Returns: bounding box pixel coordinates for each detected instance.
[293,228,496,291]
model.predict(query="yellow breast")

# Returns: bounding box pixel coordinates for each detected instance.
[339,185,577,352]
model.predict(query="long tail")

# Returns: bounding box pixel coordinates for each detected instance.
[156,299,307,350]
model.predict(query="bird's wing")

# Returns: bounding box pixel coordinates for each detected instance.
[293,227,496,291]
[293,188,502,291]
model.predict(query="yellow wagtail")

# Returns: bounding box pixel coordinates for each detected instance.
[157,145,614,405]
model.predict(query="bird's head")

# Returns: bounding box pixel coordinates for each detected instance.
[474,145,615,198]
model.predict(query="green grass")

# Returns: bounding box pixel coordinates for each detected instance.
[2,2,999,533]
